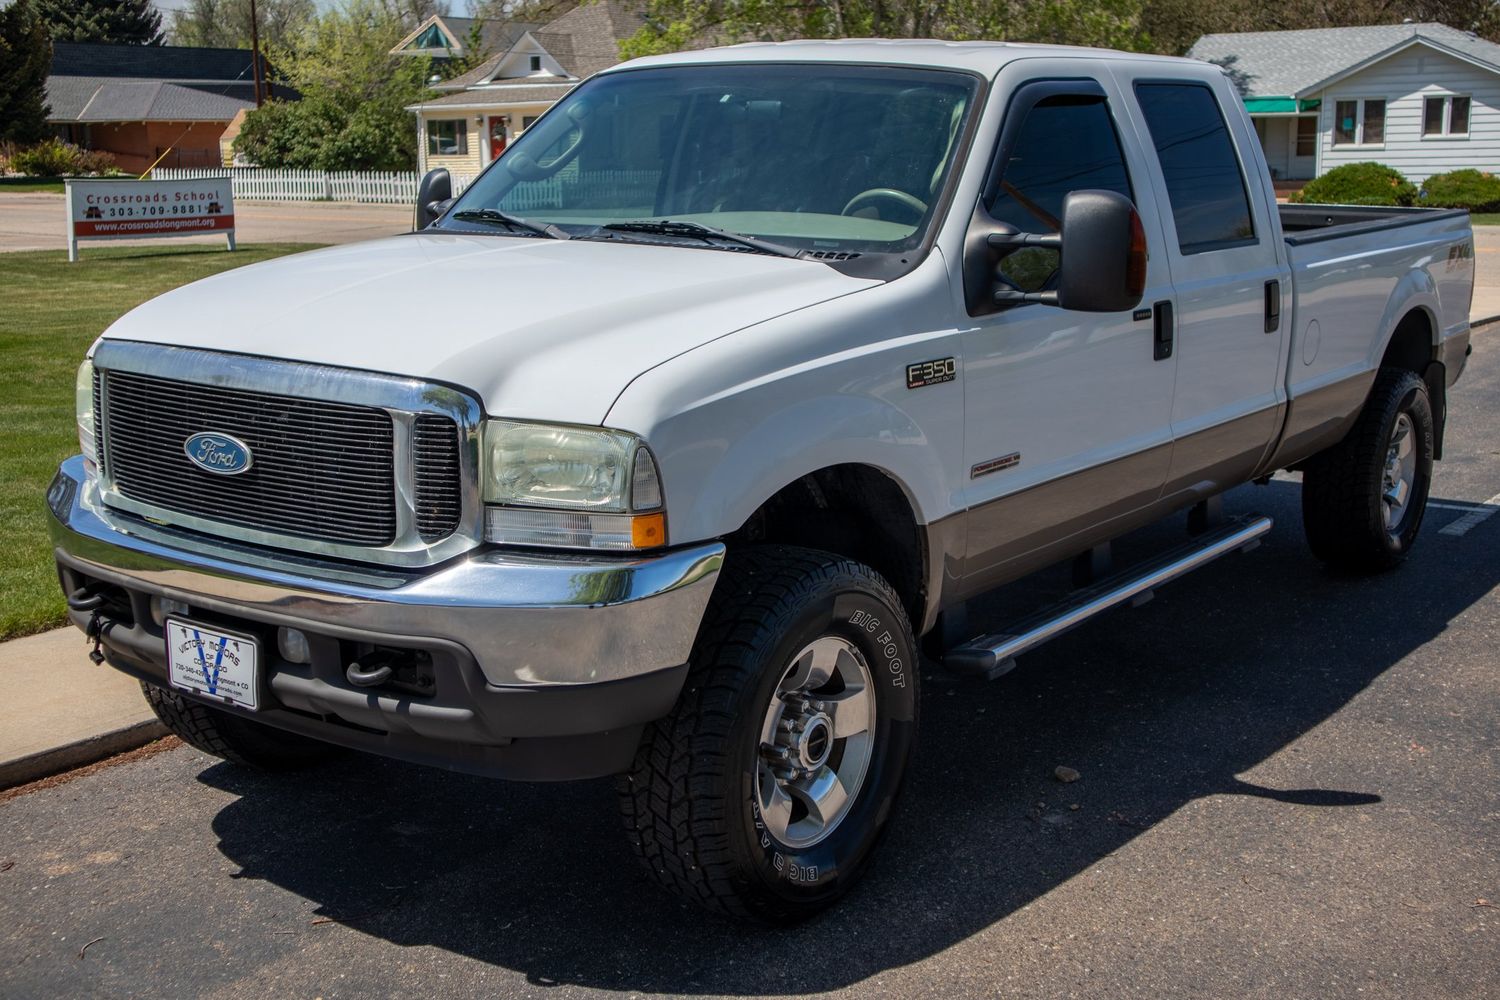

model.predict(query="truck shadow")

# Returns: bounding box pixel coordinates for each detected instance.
[197,481,1498,994]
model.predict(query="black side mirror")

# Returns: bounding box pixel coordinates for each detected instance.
[966,189,1147,315]
[414,168,453,230]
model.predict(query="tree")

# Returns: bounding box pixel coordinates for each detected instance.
[0,0,51,145]
[36,0,165,46]
[234,0,434,170]
[170,0,315,51]
[619,0,1151,58]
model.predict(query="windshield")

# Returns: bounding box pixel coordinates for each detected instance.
[439,63,979,254]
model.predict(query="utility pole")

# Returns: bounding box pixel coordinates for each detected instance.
[249,0,264,107]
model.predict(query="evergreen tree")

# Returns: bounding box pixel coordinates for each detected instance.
[38,0,165,46]
[0,0,52,144]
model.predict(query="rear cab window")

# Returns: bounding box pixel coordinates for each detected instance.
[1132,82,1257,254]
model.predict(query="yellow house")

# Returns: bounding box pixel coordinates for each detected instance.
[399,2,645,179]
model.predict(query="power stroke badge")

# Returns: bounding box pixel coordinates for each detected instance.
[905,357,956,389]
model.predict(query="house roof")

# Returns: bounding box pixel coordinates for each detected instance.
[408,84,576,112]
[51,42,268,81]
[392,14,541,61]
[46,42,290,124]
[1188,22,1500,98]
[432,1,644,91]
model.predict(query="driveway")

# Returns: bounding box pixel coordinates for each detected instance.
[0,192,412,252]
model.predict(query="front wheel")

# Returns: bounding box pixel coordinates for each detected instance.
[1302,367,1434,572]
[618,545,919,922]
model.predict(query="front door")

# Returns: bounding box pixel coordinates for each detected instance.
[489,117,508,161]
[957,68,1180,593]
[1122,75,1292,499]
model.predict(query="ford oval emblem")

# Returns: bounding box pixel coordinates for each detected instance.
[183,431,253,476]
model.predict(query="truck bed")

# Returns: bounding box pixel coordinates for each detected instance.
[1279,203,1469,245]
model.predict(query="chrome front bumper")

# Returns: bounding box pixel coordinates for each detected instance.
[47,456,723,779]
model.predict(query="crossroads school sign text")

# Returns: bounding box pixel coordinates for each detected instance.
[65,177,236,262]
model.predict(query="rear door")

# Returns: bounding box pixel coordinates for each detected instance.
[956,63,1180,590]
[1110,68,1293,498]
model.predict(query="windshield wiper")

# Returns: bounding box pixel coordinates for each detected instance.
[597,220,799,258]
[450,208,570,240]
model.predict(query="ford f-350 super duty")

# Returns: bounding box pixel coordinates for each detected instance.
[50,40,1473,921]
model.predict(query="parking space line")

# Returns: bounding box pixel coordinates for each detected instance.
[1438,492,1500,537]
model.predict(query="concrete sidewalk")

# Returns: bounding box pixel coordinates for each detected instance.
[0,628,164,789]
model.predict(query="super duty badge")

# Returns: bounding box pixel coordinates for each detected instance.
[906,357,956,389]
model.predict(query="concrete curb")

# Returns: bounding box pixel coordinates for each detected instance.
[0,718,168,791]
[1471,313,1500,330]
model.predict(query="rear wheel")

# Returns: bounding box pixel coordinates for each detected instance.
[1302,367,1434,572]
[618,545,919,922]
[142,683,341,770]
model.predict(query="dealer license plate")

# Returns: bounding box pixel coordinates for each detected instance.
[165,619,260,710]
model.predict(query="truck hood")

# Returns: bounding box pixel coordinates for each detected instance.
[99,232,879,425]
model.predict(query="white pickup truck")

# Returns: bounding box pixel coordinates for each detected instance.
[50,40,1473,921]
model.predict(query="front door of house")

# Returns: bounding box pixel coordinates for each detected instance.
[489,117,507,161]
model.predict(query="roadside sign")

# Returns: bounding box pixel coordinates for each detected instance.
[65,176,236,262]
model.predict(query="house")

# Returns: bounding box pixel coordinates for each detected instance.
[46,42,292,174]
[401,1,645,177]
[1190,23,1500,183]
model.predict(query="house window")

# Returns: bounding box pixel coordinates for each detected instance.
[1423,95,1471,136]
[1333,99,1385,145]
[1295,116,1316,157]
[410,24,448,49]
[529,55,542,72]
[427,119,468,156]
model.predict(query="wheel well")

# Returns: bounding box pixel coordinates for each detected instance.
[1380,309,1435,373]
[730,465,928,630]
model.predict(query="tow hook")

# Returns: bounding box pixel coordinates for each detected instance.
[346,650,398,687]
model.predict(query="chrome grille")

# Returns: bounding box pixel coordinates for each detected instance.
[92,369,104,465]
[413,414,461,541]
[101,369,398,546]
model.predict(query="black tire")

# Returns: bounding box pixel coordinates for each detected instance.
[1302,367,1434,572]
[618,545,919,922]
[142,682,341,770]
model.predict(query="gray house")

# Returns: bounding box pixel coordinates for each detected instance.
[1189,23,1500,183]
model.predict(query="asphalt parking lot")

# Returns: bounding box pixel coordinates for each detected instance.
[1,347,1497,998]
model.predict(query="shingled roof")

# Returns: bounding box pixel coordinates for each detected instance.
[46,42,291,124]
[431,0,644,93]
[1189,22,1500,98]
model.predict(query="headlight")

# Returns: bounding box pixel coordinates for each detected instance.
[481,420,665,550]
[76,358,97,467]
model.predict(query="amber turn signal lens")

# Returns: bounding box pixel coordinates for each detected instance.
[631,512,666,549]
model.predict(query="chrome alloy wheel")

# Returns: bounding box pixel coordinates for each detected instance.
[1382,412,1417,530]
[756,636,877,850]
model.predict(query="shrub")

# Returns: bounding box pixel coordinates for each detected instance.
[10,138,85,176]
[7,138,121,177]
[1291,162,1417,206]
[1419,168,1500,212]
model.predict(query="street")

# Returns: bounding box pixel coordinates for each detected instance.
[0,192,412,252]
[0,325,1496,997]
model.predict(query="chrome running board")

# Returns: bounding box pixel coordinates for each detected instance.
[944,514,1273,679]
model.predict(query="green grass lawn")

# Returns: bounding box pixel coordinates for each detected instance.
[0,243,318,640]
[1468,213,1500,226]
[0,177,67,194]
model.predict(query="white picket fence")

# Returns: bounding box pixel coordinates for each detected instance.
[152,168,475,204]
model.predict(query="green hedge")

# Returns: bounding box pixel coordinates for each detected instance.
[1419,169,1500,212]
[1291,162,1417,206]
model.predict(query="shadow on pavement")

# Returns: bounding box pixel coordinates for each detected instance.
[196,481,1498,994]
